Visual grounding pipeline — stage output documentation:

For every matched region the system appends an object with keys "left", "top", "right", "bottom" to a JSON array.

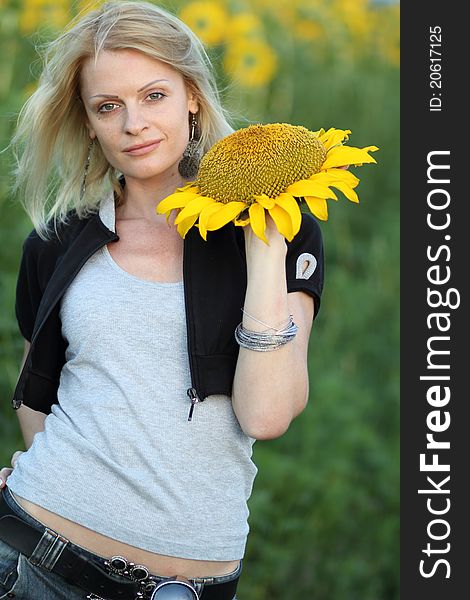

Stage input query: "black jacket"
[{"left": 12, "top": 209, "right": 324, "bottom": 414}]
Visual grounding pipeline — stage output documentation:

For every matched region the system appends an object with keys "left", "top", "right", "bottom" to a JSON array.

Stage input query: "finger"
[
  {"left": 0, "top": 468, "right": 14, "bottom": 487},
  {"left": 11, "top": 451, "right": 24, "bottom": 468}
]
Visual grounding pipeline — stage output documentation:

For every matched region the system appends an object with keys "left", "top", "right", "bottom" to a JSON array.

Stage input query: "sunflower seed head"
[{"left": 196, "top": 123, "right": 327, "bottom": 204}]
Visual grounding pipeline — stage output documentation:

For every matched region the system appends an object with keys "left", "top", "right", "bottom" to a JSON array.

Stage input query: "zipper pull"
[{"left": 187, "top": 387, "right": 201, "bottom": 421}]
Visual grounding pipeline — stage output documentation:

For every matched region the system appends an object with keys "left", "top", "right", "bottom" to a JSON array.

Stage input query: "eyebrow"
[
  {"left": 137, "top": 79, "right": 170, "bottom": 92},
  {"left": 88, "top": 79, "right": 170, "bottom": 99}
]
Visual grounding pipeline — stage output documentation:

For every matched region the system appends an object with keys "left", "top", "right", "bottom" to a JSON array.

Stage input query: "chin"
[{"left": 122, "top": 161, "right": 178, "bottom": 181}]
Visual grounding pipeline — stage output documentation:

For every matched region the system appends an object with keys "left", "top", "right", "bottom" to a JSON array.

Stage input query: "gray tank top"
[{"left": 9, "top": 192, "right": 257, "bottom": 561}]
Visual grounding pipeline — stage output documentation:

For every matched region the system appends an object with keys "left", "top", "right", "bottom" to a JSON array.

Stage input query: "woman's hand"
[
  {"left": 243, "top": 213, "right": 287, "bottom": 262},
  {"left": 0, "top": 451, "right": 23, "bottom": 488}
]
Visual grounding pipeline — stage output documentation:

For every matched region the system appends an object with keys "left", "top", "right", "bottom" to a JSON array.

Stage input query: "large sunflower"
[{"left": 157, "top": 124, "right": 378, "bottom": 243}]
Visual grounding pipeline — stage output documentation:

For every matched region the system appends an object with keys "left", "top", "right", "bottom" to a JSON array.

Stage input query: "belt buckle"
[
  {"left": 105, "top": 555, "right": 150, "bottom": 582},
  {"left": 150, "top": 579, "right": 200, "bottom": 599},
  {"left": 103, "top": 555, "right": 201, "bottom": 600},
  {"left": 104, "top": 555, "right": 154, "bottom": 599}
]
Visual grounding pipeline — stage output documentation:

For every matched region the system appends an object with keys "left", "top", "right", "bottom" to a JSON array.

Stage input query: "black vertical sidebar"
[{"left": 401, "top": 2, "right": 468, "bottom": 599}]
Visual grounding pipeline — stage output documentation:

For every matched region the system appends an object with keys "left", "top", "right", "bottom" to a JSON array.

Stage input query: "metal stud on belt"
[
  {"left": 105, "top": 555, "right": 150, "bottom": 582},
  {"left": 103, "top": 556, "right": 200, "bottom": 600}
]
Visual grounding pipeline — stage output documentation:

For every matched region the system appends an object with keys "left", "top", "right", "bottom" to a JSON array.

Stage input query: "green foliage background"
[{"left": 0, "top": 1, "right": 399, "bottom": 599}]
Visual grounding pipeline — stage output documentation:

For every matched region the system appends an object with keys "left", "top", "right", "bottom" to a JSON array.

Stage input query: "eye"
[
  {"left": 147, "top": 92, "right": 165, "bottom": 101},
  {"left": 98, "top": 103, "right": 119, "bottom": 113}
]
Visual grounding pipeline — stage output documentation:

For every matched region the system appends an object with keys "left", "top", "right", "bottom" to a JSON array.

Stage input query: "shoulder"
[
  {"left": 286, "top": 211, "right": 323, "bottom": 254},
  {"left": 21, "top": 210, "right": 96, "bottom": 261},
  {"left": 285, "top": 211, "right": 325, "bottom": 315}
]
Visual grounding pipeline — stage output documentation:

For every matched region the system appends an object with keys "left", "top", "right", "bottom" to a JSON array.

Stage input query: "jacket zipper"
[
  {"left": 187, "top": 387, "right": 201, "bottom": 421},
  {"left": 183, "top": 234, "right": 203, "bottom": 421}
]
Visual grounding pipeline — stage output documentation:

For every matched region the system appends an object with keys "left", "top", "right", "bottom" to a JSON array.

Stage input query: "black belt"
[{"left": 0, "top": 491, "right": 239, "bottom": 600}]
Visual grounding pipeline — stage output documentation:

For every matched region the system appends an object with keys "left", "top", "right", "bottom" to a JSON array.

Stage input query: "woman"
[{"left": 0, "top": 2, "right": 324, "bottom": 599}]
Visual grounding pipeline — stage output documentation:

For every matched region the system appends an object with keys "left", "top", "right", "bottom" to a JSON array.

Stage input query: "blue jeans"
[{"left": 0, "top": 487, "right": 239, "bottom": 599}]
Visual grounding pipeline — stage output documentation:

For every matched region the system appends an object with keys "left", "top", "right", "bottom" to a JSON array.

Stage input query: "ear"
[
  {"left": 187, "top": 88, "right": 199, "bottom": 115},
  {"left": 82, "top": 114, "right": 96, "bottom": 140},
  {"left": 86, "top": 124, "right": 97, "bottom": 140},
  {"left": 80, "top": 97, "right": 97, "bottom": 140}
]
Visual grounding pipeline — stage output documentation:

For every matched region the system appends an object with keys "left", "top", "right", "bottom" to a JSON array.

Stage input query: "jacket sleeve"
[
  {"left": 15, "top": 230, "right": 44, "bottom": 342},
  {"left": 285, "top": 212, "right": 325, "bottom": 320}
]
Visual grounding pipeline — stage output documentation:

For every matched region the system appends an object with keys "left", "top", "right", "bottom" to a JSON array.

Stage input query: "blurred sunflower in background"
[
  {"left": 223, "top": 39, "right": 277, "bottom": 88},
  {"left": 179, "top": 0, "right": 227, "bottom": 45},
  {"left": 225, "top": 13, "right": 264, "bottom": 42},
  {"left": 178, "top": 0, "right": 279, "bottom": 87},
  {"left": 156, "top": 124, "right": 378, "bottom": 243},
  {"left": 19, "top": 0, "right": 70, "bottom": 34}
]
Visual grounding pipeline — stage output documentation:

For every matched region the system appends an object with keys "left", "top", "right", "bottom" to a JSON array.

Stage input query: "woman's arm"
[
  {"left": 16, "top": 340, "right": 47, "bottom": 448},
  {"left": 232, "top": 217, "right": 314, "bottom": 440},
  {"left": 17, "top": 404, "right": 47, "bottom": 450},
  {"left": 0, "top": 340, "right": 47, "bottom": 487}
]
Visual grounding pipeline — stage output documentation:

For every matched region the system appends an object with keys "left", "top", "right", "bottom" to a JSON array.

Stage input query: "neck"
[{"left": 119, "top": 170, "right": 190, "bottom": 223}]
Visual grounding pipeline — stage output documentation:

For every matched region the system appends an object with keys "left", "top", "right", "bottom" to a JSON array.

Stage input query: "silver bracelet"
[
  {"left": 241, "top": 307, "right": 292, "bottom": 332},
  {"left": 234, "top": 315, "right": 298, "bottom": 352}
]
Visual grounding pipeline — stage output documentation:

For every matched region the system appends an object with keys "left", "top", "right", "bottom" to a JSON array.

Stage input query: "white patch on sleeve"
[{"left": 296, "top": 252, "right": 317, "bottom": 280}]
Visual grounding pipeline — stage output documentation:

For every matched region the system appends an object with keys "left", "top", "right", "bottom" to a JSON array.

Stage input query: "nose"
[{"left": 123, "top": 104, "right": 149, "bottom": 136}]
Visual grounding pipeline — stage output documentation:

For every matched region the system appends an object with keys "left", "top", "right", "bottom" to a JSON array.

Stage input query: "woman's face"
[{"left": 80, "top": 49, "right": 198, "bottom": 186}]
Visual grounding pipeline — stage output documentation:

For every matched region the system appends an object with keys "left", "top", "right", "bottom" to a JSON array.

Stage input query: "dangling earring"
[
  {"left": 80, "top": 139, "right": 94, "bottom": 200},
  {"left": 178, "top": 113, "right": 201, "bottom": 179}
]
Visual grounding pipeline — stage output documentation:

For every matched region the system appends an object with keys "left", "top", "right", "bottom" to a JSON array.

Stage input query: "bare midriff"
[{"left": 12, "top": 493, "right": 240, "bottom": 578}]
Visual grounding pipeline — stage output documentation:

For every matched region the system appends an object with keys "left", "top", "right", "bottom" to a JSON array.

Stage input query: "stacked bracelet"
[
  {"left": 240, "top": 307, "right": 292, "bottom": 332},
  {"left": 234, "top": 314, "right": 298, "bottom": 352}
]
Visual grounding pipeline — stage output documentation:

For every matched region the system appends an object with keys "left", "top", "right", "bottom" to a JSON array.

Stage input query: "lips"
[{"left": 123, "top": 140, "right": 162, "bottom": 155}]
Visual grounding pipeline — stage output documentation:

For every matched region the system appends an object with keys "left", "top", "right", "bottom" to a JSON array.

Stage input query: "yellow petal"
[
  {"left": 234, "top": 216, "right": 250, "bottom": 227},
  {"left": 322, "top": 145, "right": 378, "bottom": 170},
  {"left": 253, "top": 193, "right": 276, "bottom": 209},
  {"left": 268, "top": 205, "right": 294, "bottom": 241},
  {"left": 156, "top": 189, "right": 199, "bottom": 215},
  {"left": 319, "top": 128, "right": 351, "bottom": 151},
  {"left": 317, "top": 127, "right": 334, "bottom": 142},
  {"left": 248, "top": 203, "right": 268, "bottom": 244},
  {"left": 364, "top": 145, "right": 379, "bottom": 153},
  {"left": 304, "top": 196, "right": 329, "bottom": 221},
  {"left": 177, "top": 213, "right": 199, "bottom": 238},
  {"left": 274, "top": 193, "right": 302, "bottom": 236},
  {"left": 174, "top": 196, "right": 216, "bottom": 224},
  {"left": 286, "top": 179, "right": 338, "bottom": 200},
  {"left": 198, "top": 203, "right": 225, "bottom": 240},
  {"left": 177, "top": 182, "right": 199, "bottom": 192},
  {"left": 204, "top": 201, "right": 248, "bottom": 231},
  {"left": 329, "top": 181, "right": 359, "bottom": 203},
  {"left": 320, "top": 168, "right": 360, "bottom": 187}
]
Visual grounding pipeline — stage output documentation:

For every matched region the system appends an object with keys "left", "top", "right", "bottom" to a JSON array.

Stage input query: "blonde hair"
[{"left": 11, "top": 0, "right": 233, "bottom": 240}]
